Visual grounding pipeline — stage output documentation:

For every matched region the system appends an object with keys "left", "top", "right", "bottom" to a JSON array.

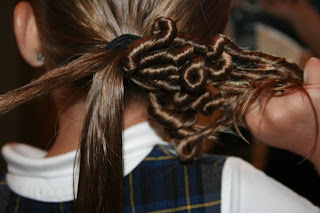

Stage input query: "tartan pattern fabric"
[
  {"left": 124, "top": 145, "right": 225, "bottom": 213},
  {"left": 0, "top": 174, "right": 10, "bottom": 213},
  {"left": 1, "top": 145, "right": 226, "bottom": 213}
]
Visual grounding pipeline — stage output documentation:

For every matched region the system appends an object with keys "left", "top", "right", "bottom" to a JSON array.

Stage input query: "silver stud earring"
[{"left": 37, "top": 53, "right": 45, "bottom": 62}]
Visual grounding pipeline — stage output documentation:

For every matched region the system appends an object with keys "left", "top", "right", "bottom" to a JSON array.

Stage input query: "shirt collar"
[{"left": 1, "top": 121, "right": 167, "bottom": 202}]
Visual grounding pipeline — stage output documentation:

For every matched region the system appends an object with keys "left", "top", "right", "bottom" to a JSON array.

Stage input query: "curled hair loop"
[
  {"left": 177, "top": 127, "right": 215, "bottom": 160},
  {"left": 207, "top": 34, "right": 227, "bottom": 60},
  {"left": 136, "top": 64, "right": 179, "bottom": 80},
  {"left": 202, "top": 93, "right": 224, "bottom": 115},
  {"left": 166, "top": 127, "right": 197, "bottom": 140},
  {"left": 205, "top": 57, "right": 233, "bottom": 85},
  {"left": 191, "top": 91, "right": 212, "bottom": 112},
  {"left": 124, "top": 18, "right": 178, "bottom": 75},
  {"left": 177, "top": 140, "right": 202, "bottom": 161},
  {"left": 180, "top": 58, "right": 208, "bottom": 91},
  {"left": 171, "top": 92, "right": 195, "bottom": 108},
  {"left": 151, "top": 17, "right": 178, "bottom": 48},
  {"left": 152, "top": 80, "right": 181, "bottom": 91}
]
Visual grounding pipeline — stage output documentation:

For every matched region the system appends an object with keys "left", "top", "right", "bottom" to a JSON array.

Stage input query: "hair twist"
[{"left": 123, "top": 17, "right": 304, "bottom": 160}]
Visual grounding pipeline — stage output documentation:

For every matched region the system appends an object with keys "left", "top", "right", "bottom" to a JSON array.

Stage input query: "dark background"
[{"left": 0, "top": 1, "right": 56, "bottom": 174}]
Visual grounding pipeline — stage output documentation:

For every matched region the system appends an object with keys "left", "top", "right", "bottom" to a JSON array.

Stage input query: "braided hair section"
[{"left": 123, "top": 17, "right": 304, "bottom": 160}]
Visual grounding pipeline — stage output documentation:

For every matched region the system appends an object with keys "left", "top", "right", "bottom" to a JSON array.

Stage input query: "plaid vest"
[{"left": 0, "top": 145, "right": 226, "bottom": 213}]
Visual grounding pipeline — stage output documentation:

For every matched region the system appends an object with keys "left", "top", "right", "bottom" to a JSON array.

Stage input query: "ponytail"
[{"left": 77, "top": 50, "right": 125, "bottom": 212}]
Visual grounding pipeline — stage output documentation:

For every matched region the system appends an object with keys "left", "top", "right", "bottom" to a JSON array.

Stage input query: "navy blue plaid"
[
  {"left": 124, "top": 145, "right": 225, "bottom": 213},
  {"left": 1, "top": 145, "right": 226, "bottom": 213}
]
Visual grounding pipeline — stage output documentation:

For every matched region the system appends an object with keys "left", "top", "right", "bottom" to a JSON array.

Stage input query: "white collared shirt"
[{"left": 2, "top": 122, "right": 319, "bottom": 212}]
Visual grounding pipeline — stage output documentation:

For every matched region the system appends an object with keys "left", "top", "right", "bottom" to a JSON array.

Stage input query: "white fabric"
[
  {"left": 2, "top": 122, "right": 166, "bottom": 202},
  {"left": 221, "top": 157, "right": 320, "bottom": 213},
  {"left": 2, "top": 121, "right": 320, "bottom": 212}
]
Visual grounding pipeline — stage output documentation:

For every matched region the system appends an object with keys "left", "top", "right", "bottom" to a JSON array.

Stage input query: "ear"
[{"left": 14, "top": 1, "right": 44, "bottom": 67}]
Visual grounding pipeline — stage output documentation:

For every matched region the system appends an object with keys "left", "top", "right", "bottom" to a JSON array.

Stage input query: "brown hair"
[
  {"left": 123, "top": 18, "right": 304, "bottom": 160},
  {"left": 0, "top": 0, "right": 306, "bottom": 213}
]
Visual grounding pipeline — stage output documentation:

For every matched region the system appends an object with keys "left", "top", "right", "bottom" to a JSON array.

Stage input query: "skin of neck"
[{"left": 46, "top": 88, "right": 149, "bottom": 157}]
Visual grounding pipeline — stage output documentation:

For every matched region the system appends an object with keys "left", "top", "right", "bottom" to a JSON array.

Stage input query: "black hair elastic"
[{"left": 105, "top": 34, "right": 141, "bottom": 50}]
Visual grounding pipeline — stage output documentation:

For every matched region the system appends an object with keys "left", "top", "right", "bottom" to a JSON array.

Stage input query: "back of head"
[
  {"left": 2, "top": 1, "right": 304, "bottom": 213},
  {"left": 30, "top": 0, "right": 231, "bottom": 67}
]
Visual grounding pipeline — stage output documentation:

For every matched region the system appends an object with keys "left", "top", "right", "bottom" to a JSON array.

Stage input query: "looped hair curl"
[{"left": 123, "top": 17, "right": 304, "bottom": 160}]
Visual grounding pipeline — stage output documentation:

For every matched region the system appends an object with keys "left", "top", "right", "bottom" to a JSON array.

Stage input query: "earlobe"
[{"left": 14, "top": 2, "right": 44, "bottom": 67}]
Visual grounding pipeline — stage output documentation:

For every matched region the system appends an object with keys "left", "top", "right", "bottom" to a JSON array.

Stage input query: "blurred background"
[{"left": 0, "top": 0, "right": 319, "bottom": 207}]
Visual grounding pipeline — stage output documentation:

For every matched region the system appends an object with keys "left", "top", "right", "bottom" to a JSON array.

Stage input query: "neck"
[
  {"left": 46, "top": 89, "right": 85, "bottom": 157},
  {"left": 46, "top": 88, "right": 148, "bottom": 157}
]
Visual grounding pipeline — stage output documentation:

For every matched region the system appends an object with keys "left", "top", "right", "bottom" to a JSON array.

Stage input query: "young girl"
[{"left": 0, "top": 0, "right": 319, "bottom": 212}]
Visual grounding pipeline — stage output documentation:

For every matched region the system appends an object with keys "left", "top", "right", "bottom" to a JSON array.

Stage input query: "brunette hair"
[{"left": 0, "top": 0, "right": 306, "bottom": 213}]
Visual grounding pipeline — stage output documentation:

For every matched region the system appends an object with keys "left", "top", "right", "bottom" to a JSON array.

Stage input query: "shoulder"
[{"left": 221, "top": 157, "right": 320, "bottom": 213}]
